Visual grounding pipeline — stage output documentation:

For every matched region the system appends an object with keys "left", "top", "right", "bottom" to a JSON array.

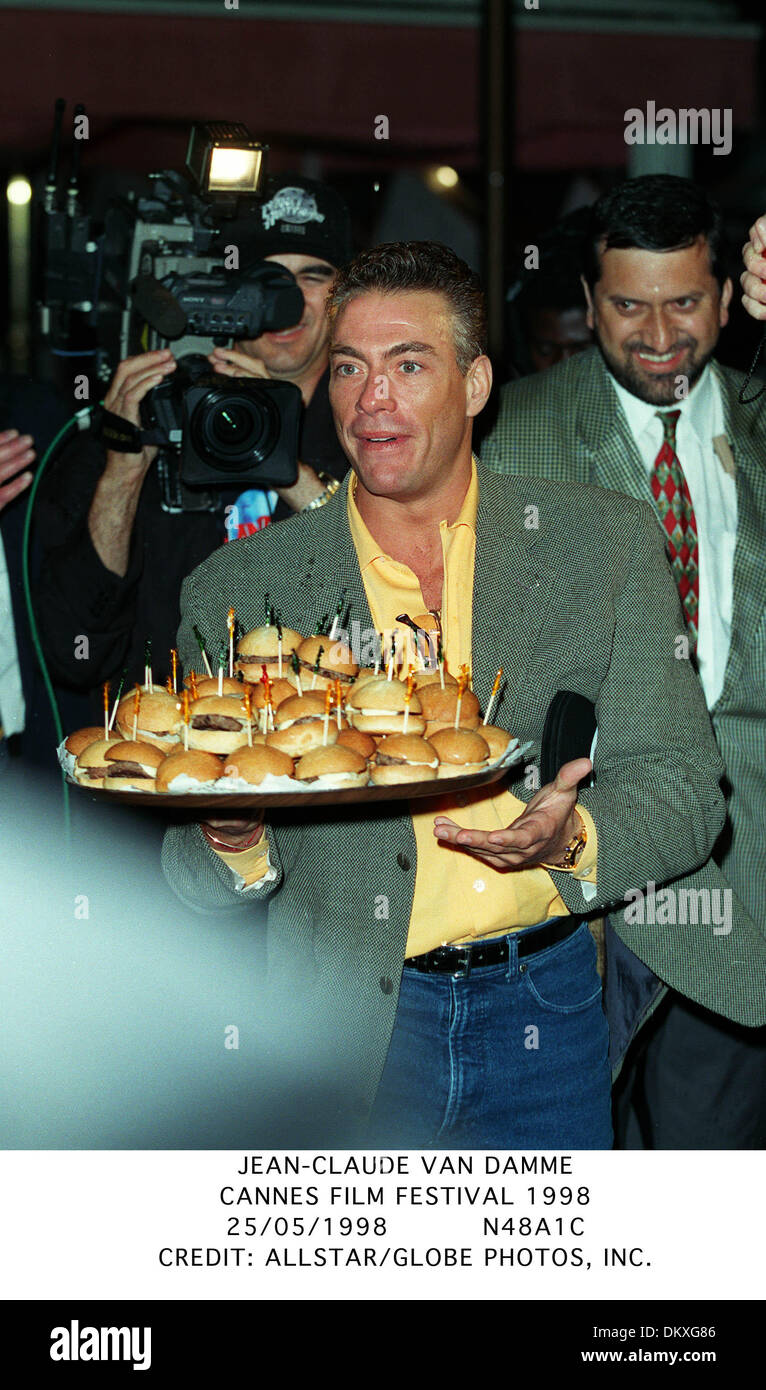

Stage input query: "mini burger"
[
  {"left": 265, "top": 692, "right": 342, "bottom": 757},
  {"left": 480, "top": 725, "right": 515, "bottom": 762},
  {"left": 419, "top": 683, "right": 480, "bottom": 737},
  {"left": 187, "top": 694, "right": 249, "bottom": 755},
  {"left": 190, "top": 676, "right": 246, "bottom": 698},
  {"left": 347, "top": 675, "right": 425, "bottom": 736},
  {"left": 235, "top": 623, "right": 303, "bottom": 684},
  {"left": 73, "top": 737, "right": 124, "bottom": 785},
  {"left": 115, "top": 688, "right": 182, "bottom": 752},
  {"left": 248, "top": 677, "right": 295, "bottom": 728},
  {"left": 155, "top": 749, "right": 223, "bottom": 793},
  {"left": 430, "top": 728, "right": 491, "bottom": 779},
  {"left": 221, "top": 744, "right": 295, "bottom": 786},
  {"left": 102, "top": 740, "right": 165, "bottom": 792},
  {"left": 65, "top": 726, "right": 116, "bottom": 759},
  {"left": 412, "top": 668, "right": 457, "bottom": 691},
  {"left": 294, "top": 744, "right": 368, "bottom": 790},
  {"left": 336, "top": 728, "right": 377, "bottom": 760},
  {"left": 294, "top": 634, "right": 358, "bottom": 692},
  {"left": 370, "top": 734, "right": 439, "bottom": 785}
]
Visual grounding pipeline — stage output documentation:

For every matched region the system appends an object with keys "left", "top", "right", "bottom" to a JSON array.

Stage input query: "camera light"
[
  {"left": 432, "top": 165, "right": 459, "bottom": 191},
  {"left": 7, "top": 177, "right": 32, "bottom": 206},
  {"left": 207, "top": 146, "right": 262, "bottom": 193},
  {"left": 185, "top": 122, "right": 266, "bottom": 198}
]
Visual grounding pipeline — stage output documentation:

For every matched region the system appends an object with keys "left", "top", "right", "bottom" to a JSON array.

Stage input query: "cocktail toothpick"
[
  {"left": 403, "top": 666, "right": 415, "bottom": 734},
  {"left": 291, "top": 650, "right": 303, "bottom": 697},
  {"left": 144, "top": 639, "right": 153, "bottom": 694},
  {"left": 311, "top": 645, "right": 324, "bottom": 690},
  {"left": 329, "top": 588, "right": 347, "bottom": 641},
  {"left": 181, "top": 689, "right": 190, "bottom": 750},
  {"left": 243, "top": 687, "right": 253, "bottom": 747},
  {"left": 227, "top": 608, "right": 236, "bottom": 678},
  {"left": 322, "top": 685, "right": 333, "bottom": 746},
  {"left": 193, "top": 625, "right": 213, "bottom": 678},
  {"left": 335, "top": 677, "right": 343, "bottom": 730},
  {"left": 102, "top": 681, "right": 110, "bottom": 740},
  {"left": 170, "top": 648, "right": 178, "bottom": 695},
  {"left": 454, "top": 665, "right": 470, "bottom": 730},
  {"left": 217, "top": 642, "right": 226, "bottom": 697},
  {"left": 109, "top": 668, "right": 127, "bottom": 731},
  {"left": 483, "top": 668, "right": 504, "bottom": 726},
  {"left": 276, "top": 611, "right": 283, "bottom": 677},
  {"left": 132, "top": 683, "right": 141, "bottom": 741}
]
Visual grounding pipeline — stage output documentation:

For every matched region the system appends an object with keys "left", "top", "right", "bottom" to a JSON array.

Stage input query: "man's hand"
[
  {"left": 208, "top": 345, "right": 270, "bottom": 381},
  {"left": 0, "top": 431, "right": 35, "bottom": 513},
  {"left": 433, "top": 758, "right": 592, "bottom": 870},
  {"left": 201, "top": 815, "right": 265, "bottom": 851},
  {"left": 88, "top": 350, "right": 177, "bottom": 576},
  {"left": 741, "top": 216, "right": 766, "bottom": 320},
  {"left": 103, "top": 348, "right": 177, "bottom": 476}
]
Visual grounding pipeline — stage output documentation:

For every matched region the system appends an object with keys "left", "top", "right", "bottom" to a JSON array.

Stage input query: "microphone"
[{"left": 130, "top": 274, "right": 187, "bottom": 340}]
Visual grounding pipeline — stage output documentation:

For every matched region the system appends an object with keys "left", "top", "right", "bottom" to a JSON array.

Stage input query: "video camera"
[{"left": 39, "top": 108, "right": 304, "bottom": 511}]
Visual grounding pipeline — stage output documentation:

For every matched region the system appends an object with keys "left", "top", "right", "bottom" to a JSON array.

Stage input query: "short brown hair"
[{"left": 326, "top": 240, "right": 486, "bottom": 374}]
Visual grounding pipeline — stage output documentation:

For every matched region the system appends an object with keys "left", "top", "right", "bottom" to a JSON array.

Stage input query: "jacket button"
[
  {"left": 397, "top": 852, "right": 411, "bottom": 871},
  {"left": 380, "top": 976, "right": 394, "bottom": 994}
]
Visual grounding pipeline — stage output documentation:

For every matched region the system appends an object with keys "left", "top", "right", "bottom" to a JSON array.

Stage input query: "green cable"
[{"left": 20, "top": 406, "right": 95, "bottom": 839}]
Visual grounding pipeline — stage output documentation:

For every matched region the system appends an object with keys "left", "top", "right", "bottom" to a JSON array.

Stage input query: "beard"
[{"left": 594, "top": 331, "right": 716, "bottom": 406}]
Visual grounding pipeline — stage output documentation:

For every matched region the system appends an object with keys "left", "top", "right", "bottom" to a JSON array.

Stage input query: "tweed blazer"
[
  {"left": 481, "top": 347, "right": 766, "bottom": 943},
  {"left": 162, "top": 464, "right": 766, "bottom": 1110}
]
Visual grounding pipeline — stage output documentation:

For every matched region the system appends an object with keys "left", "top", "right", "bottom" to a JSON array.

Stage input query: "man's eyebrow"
[
  {"left": 298, "top": 264, "right": 336, "bottom": 277},
  {"left": 606, "top": 291, "right": 703, "bottom": 305},
  {"left": 329, "top": 341, "right": 437, "bottom": 359},
  {"left": 383, "top": 340, "right": 436, "bottom": 359}
]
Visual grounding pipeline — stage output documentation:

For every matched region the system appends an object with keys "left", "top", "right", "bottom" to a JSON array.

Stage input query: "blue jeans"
[{"left": 367, "top": 921, "right": 612, "bottom": 1149}]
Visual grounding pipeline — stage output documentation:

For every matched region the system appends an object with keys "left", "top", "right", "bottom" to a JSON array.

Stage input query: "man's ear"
[
  {"left": 581, "top": 275, "right": 596, "bottom": 331},
  {"left": 465, "top": 354, "right": 493, "bottom": 418},
  {"left": 719, "top": 275, "right": 733, "bottom": 329}
]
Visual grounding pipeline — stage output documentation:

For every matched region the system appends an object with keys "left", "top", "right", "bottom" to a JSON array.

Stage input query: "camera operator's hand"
[
  {"left": 89, "top": 350, "right": 176, "bottom": 577},
  {"left": 0, "top": 431, "right": 35, "bottom": 513},
  {"left": 741, "top": 215, "right": 766, "bottom": 320},
  {"left": 208, "top": 346, "right": 329, "bottom": 512},
  {"left": 208, "top": 345, "right": 270, "bottom": 381}
]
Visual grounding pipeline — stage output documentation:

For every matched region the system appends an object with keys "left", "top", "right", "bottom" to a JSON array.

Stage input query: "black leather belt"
[{"left": 404, "top": 916, "right": 582, "bottom": 977}]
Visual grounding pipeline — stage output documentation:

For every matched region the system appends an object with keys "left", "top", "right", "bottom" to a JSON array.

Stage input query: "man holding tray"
[{"left": 162, "top": 241, "right": 766, "bottom": 1148}]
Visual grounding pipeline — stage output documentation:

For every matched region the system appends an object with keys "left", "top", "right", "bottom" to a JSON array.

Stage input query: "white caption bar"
[{"left": 0, "top": 1150, "right": 760, "bottom": 1301}]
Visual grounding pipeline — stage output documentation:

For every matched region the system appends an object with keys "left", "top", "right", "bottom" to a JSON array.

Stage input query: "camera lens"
[
  {"left": 211, "top": 402, "right": 252, "bottom": 446},
  {"left": 189, "top": 384, "right": 280, "bottom": 473}
]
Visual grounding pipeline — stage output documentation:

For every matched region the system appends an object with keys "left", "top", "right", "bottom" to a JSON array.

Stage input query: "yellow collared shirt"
[{"left": 347, "top": 460, "right": 597, "bottom": 956}]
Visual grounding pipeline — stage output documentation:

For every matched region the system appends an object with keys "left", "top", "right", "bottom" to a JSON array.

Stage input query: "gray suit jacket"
[
  {"left": 481, "top": 347, "right": 766, "bottom": 947},
  {"left": 162, "top": 464, "right": 766, "bottom": 1112}
]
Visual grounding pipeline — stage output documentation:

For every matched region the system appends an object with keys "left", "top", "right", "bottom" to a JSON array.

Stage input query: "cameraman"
[{"left": 35, "top": 175, "right": 352, "bottom": 701}]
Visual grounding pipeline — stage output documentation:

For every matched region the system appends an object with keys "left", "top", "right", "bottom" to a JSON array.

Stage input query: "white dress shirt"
[
  {"left": 0, "top": 529, "right": 25, "bottom": 737},
  {"left": 611, "top": 366, "right": 738, "bottom": 709}
]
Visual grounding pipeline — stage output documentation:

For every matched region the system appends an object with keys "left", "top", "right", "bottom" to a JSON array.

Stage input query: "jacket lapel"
[
  {"left": 714, "top": 367, "right": 766, "bottom": 706},
  {"left": 575, "top": 352, "right": 653, "bottom": 502},
  {"left": 289, "top": 478, "right": 374, "bottom": 638},
  {"left": 473, "top": 467, "right": 557, "bottom": 729}
]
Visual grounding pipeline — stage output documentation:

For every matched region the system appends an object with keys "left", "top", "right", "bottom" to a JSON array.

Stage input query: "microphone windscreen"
[{"left": 130, "top": 274, "right": 187, "bottom": 340}]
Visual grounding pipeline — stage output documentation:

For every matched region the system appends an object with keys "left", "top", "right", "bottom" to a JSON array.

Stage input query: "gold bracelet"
[{"left": 303, "top": 472, "right": 341, "bottom": 511}]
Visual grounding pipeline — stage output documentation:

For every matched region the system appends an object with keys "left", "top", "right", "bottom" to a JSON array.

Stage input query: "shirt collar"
[
  {"left": 611, "top": 362, "right": 721, "bottom": 447},
  {"left": 347, "top": 456, "right": 479, "bottom": 573}
]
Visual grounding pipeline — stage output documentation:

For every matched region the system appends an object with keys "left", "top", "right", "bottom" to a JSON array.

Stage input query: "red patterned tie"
[{"left": 650, "top": 409, "right": 699, "bottom": 653}]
